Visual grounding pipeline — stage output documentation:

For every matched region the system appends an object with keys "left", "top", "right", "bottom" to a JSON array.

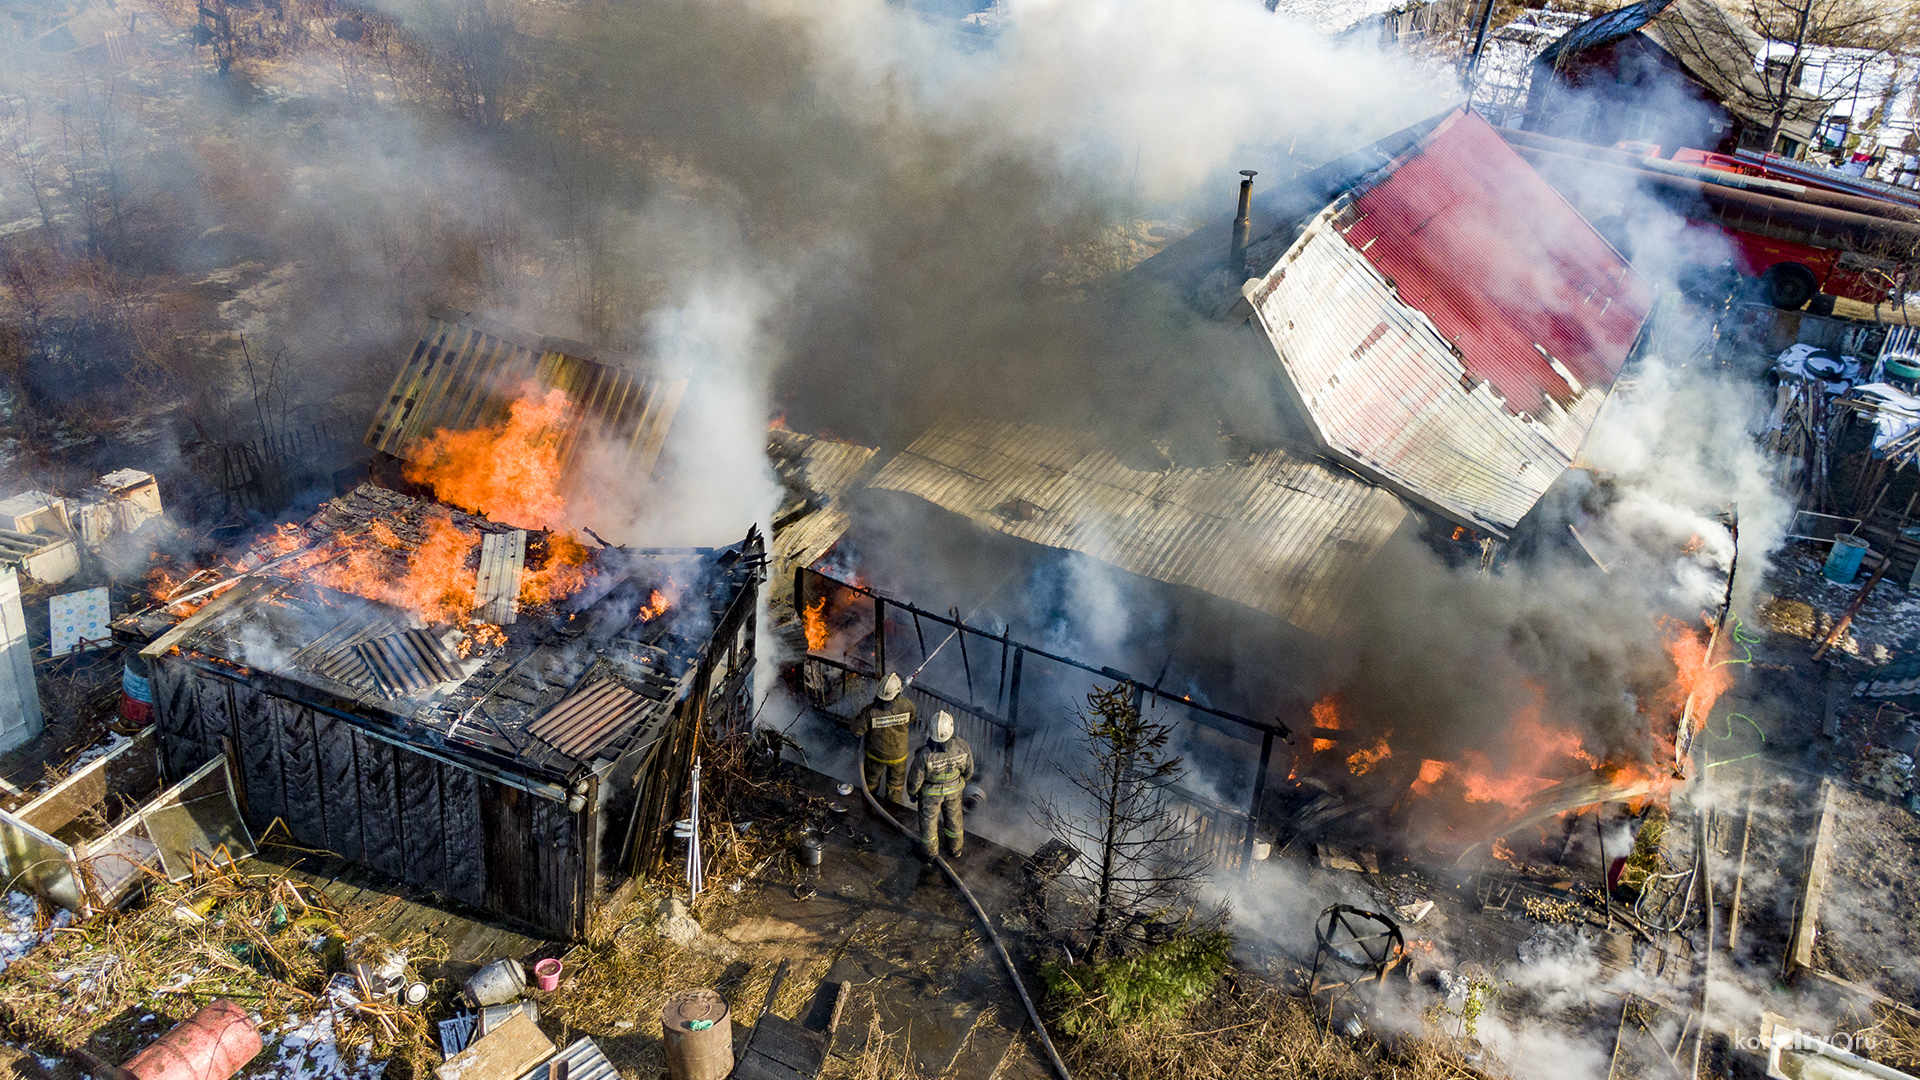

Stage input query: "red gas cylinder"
[{"left": 122, "top": 999, "right": 262, "bottom": 1080}]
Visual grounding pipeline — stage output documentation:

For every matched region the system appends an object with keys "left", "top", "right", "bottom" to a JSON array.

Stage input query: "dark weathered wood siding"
[{"left": 151, "top": 658, "right": 591, "bottom": 938}]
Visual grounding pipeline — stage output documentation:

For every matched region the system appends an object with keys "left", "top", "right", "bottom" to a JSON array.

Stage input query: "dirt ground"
[{"left": 1816, "top": 783, "right": 1920, "bottom": 1007}]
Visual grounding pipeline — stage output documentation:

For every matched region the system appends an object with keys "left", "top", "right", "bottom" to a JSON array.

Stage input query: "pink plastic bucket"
[{"left": 533, "top": 958, "right": 563, "bottom": 992}]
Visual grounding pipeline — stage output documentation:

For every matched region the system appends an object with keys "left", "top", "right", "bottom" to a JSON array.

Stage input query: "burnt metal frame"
[
  {"left": 1308, "top": 904, "right": 1408, "bottom": 998},
  {"left": 626, "top": 531, "right": 766, "bottom": 880},
  {"left": 795, "top": 565, "right": 1291, "bottom": 868}
]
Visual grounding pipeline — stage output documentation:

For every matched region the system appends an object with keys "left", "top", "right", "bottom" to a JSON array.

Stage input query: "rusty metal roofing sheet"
[
  {"left": 353, "top": 629, "right": 464, "bottom": 698},
  {"left": 364, "top": 305, "right": 688, "bottom": 482},
  {"left": 868, "top": 420, "right": 1406, "bottom": 635},
  {"left": 527, "top": 678, "right": 653, "bottom": 761},
  {"left": 769, "top": 435, "right": 880, "bottom": 598},
  {"left": 1246, "top": 108, "right": 1653, "bottom": 536}
]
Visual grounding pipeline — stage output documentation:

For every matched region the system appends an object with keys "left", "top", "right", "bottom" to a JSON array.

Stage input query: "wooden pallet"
[{"left": 733, "top": 960, "right": 848, "bottom": 1080}]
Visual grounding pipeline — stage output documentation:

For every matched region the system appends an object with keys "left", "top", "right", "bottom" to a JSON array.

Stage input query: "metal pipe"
[
  {"left": 1513, "top": 143, "right": 1920, "bottom": 255},
  {"left": 1463, "top": 0, "right": 1497, "bottom": 99},
  {"left": 1229, "top": 170, "right": 1257, "bottom": 280},
  {"left": 1241, "top": 731, "right": 1275, "bottom": 874},
  {"left": 1502, "top": 127, "right": 1920, "bottom": 224}
]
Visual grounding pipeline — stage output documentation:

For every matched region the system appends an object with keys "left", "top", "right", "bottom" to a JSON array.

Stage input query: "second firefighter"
[{"left": 907, "top": 710, "right": 974, "bottom": 860}]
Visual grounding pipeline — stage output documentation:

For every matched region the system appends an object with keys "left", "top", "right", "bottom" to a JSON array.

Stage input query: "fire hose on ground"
[{"left": 856, "top": 745, "right": 1075, "bottom": 1080}]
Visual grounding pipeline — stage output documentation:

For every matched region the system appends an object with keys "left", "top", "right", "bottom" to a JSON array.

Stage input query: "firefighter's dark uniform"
[
  {"left": 907, "top": 736, "right": 974, "bottom": 858},
  {"left": 851, "top": 694, "right": 917, "bottom": 804}
]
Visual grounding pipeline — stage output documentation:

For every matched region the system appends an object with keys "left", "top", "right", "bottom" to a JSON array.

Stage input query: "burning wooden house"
[{"left": 115, "top": 484, "right": 763, "bottom": 938}]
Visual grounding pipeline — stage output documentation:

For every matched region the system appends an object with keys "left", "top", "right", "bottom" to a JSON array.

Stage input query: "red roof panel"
[{"left": 1340, "top": 109, "right": 1654, "bottom": 416}]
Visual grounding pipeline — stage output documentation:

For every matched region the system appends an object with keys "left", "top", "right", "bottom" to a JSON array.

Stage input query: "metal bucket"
[
  {"left": 121, "top": 999, "right": 261, "bottom": 1080},
  {"left": 1825, "top": 534, "right": 1870, "bottom": 583},
  {"left": 662, "top": 989, "right": 733, "bottom": 1080},
  {"left": 465, "top": 958, "right": 527, "bottom": 1006},
  {"left": 799, "top": 833, "right": 823, "bottom": 867}
]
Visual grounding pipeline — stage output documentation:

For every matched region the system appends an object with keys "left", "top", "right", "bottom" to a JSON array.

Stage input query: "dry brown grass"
[
  {"left": 820, "top": 1013, "right": 924, "bottom": 1080},
  {"left": 0, "top": 857, "right": 446, "bottom": 1078},
  {"left": 541, "top": 878, "right": 836, "bottom": 1078},
  {"left": 1056, "top": 976, "right": 1490, "bottom": 1080},
  {"left": 1859, "top": 1005, "right": 1920, "bottom": 1071}
]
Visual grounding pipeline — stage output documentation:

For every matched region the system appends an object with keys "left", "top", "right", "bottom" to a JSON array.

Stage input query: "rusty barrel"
[
  {"left": 122, "top": 999, "right": 261, "bottom": 1080},
  {"left": 661, "top": 988, "right": 733, "bottom": 1080}
]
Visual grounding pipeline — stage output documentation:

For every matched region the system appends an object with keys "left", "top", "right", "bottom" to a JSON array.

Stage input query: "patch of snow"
[
  {"left": 70, "top": 732, "right": 131, "bottom": 771},
  {"left": 0, "top": 891, "right": 71, "bottom": 971},
  {"left": 259, "top": 975, "right": 386, "bottom": 1080},
  {"left": 1268, "top": 0, "right": 1406, "bottom": 36}
]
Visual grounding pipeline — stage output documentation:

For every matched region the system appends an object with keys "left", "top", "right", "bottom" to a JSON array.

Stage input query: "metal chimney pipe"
[{"left": 1229, "top": 170, "right": 1257, "bottom": 280}]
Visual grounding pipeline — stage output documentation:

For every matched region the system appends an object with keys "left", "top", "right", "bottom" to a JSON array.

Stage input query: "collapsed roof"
[
  {"left": 1141, "top": 107, "right": 1653, "bottom": 537},
  {"left": 365, "top": 304, "right": 688, "bottom": 482},
  {"left": 121, "top": 485, "right": 758, "bottom": 783}
]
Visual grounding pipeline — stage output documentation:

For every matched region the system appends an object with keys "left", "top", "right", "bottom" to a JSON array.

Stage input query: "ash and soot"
[{"left": 5, "top": 0, "right": 1919, "bottom": 1079}]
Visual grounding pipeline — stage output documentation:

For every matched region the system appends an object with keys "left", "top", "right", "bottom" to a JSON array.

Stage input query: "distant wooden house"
[{"left": 1524, "top": 0, "right": 1819, "bottom": 158}]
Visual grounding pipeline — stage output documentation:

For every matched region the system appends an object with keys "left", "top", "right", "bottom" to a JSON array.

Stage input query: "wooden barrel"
[{"left": 662, "top": 989, "right": 733, "bottom": 1080}]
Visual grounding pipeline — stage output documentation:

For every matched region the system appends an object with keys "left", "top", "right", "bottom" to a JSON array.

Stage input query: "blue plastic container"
[{"left": 1825, "top": 534, "right": 1869, "bottom": 583}]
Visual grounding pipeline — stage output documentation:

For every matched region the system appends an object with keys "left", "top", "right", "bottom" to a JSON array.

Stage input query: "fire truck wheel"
[{"left": 1760, "top": 263, "right": 1818, "bottom": 310}]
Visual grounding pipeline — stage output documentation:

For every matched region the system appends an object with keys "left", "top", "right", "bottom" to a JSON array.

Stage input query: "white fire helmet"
[
  {"left": 878, "top": 672, "right": 903, "bottom": 701},
  {"left": 933, "top": 711, "right": 955, "bottom": 743}
]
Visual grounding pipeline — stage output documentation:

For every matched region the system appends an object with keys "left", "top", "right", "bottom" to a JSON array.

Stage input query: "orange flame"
[
  {"left": 1311, "top": 738, "right": 1336, "bottom": 753},
  {"left": 803, "top": 596, "right": 828, "bottom": 652},
  {"left": 1311, "top": 696, "right": 1342, "bottom": 730},
  {"left": 639, "top": 590, "right": 671, "bottom": 621},
  {"left": 404, "top": 386, "right": 572, "bottom": 530},
  {"left": 1491, "top": 838, "right": 1516, "bottom": 863},
  {"left": 1662, "top": 617, "right": 1732, "bottom": 740},
  {"left": 1347, "top": 735, "right": 1392, "bottom": 776},
  {"left": 520, "top": 532, "right": 592, "bottom": 607},
  {"left": 459, "top": 623, "right": 506, "bottom": 657},
  {"left": 1410, "top": 759, "right": 1449, "bottom": 795},
  {"left": 1406, "top": 687, "right": 1599, "bottom": 809},
  {"left": 308, "top": 515, "right": 481, "bottom": 625}
]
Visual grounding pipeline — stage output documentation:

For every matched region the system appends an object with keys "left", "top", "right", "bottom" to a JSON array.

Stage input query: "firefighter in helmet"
[
  {"left": 851, "top": 672, "right": 916, "bottom": 805},
  {"left": 907, "top": 710, "right": 974, "bottom": 860}
]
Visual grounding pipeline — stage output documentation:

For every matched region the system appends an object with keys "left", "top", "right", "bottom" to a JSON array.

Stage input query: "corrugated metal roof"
[
  {"left": 868, "top": 419, "right": 1406, "bottom": 635},
  {"left": 794, "top": 438, "right": 879, "bottom": 499},
  {"left": 516, "top": 1038, "right": 616, "bottom": 1080},
  {"left": 1246, "top": 108, "right": 1653, "bottom": 535},
  {"left": 475, "top": 530, "right": 527, "bottom": 626},
  {"left": 527, "top": 678, "right": 652, "bottom": 761},
  {"left": 364, "top": 305, "right": 688, "bottom": 482},
  {"left": 354, "top": 629, "right": 464, "bottom": 698},
  {"left": 768, "top": 433, "right": 881, "bottom": 602}
]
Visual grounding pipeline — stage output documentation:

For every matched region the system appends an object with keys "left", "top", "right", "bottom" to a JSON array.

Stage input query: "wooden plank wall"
[{"left": 153, "top": 659, "right": 589, "bottom": 938}]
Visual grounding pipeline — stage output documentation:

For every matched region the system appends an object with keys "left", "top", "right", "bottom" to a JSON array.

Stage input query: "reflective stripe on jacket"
[{"left": 908, "top": 737, "right": 974, "bottom": 799}]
